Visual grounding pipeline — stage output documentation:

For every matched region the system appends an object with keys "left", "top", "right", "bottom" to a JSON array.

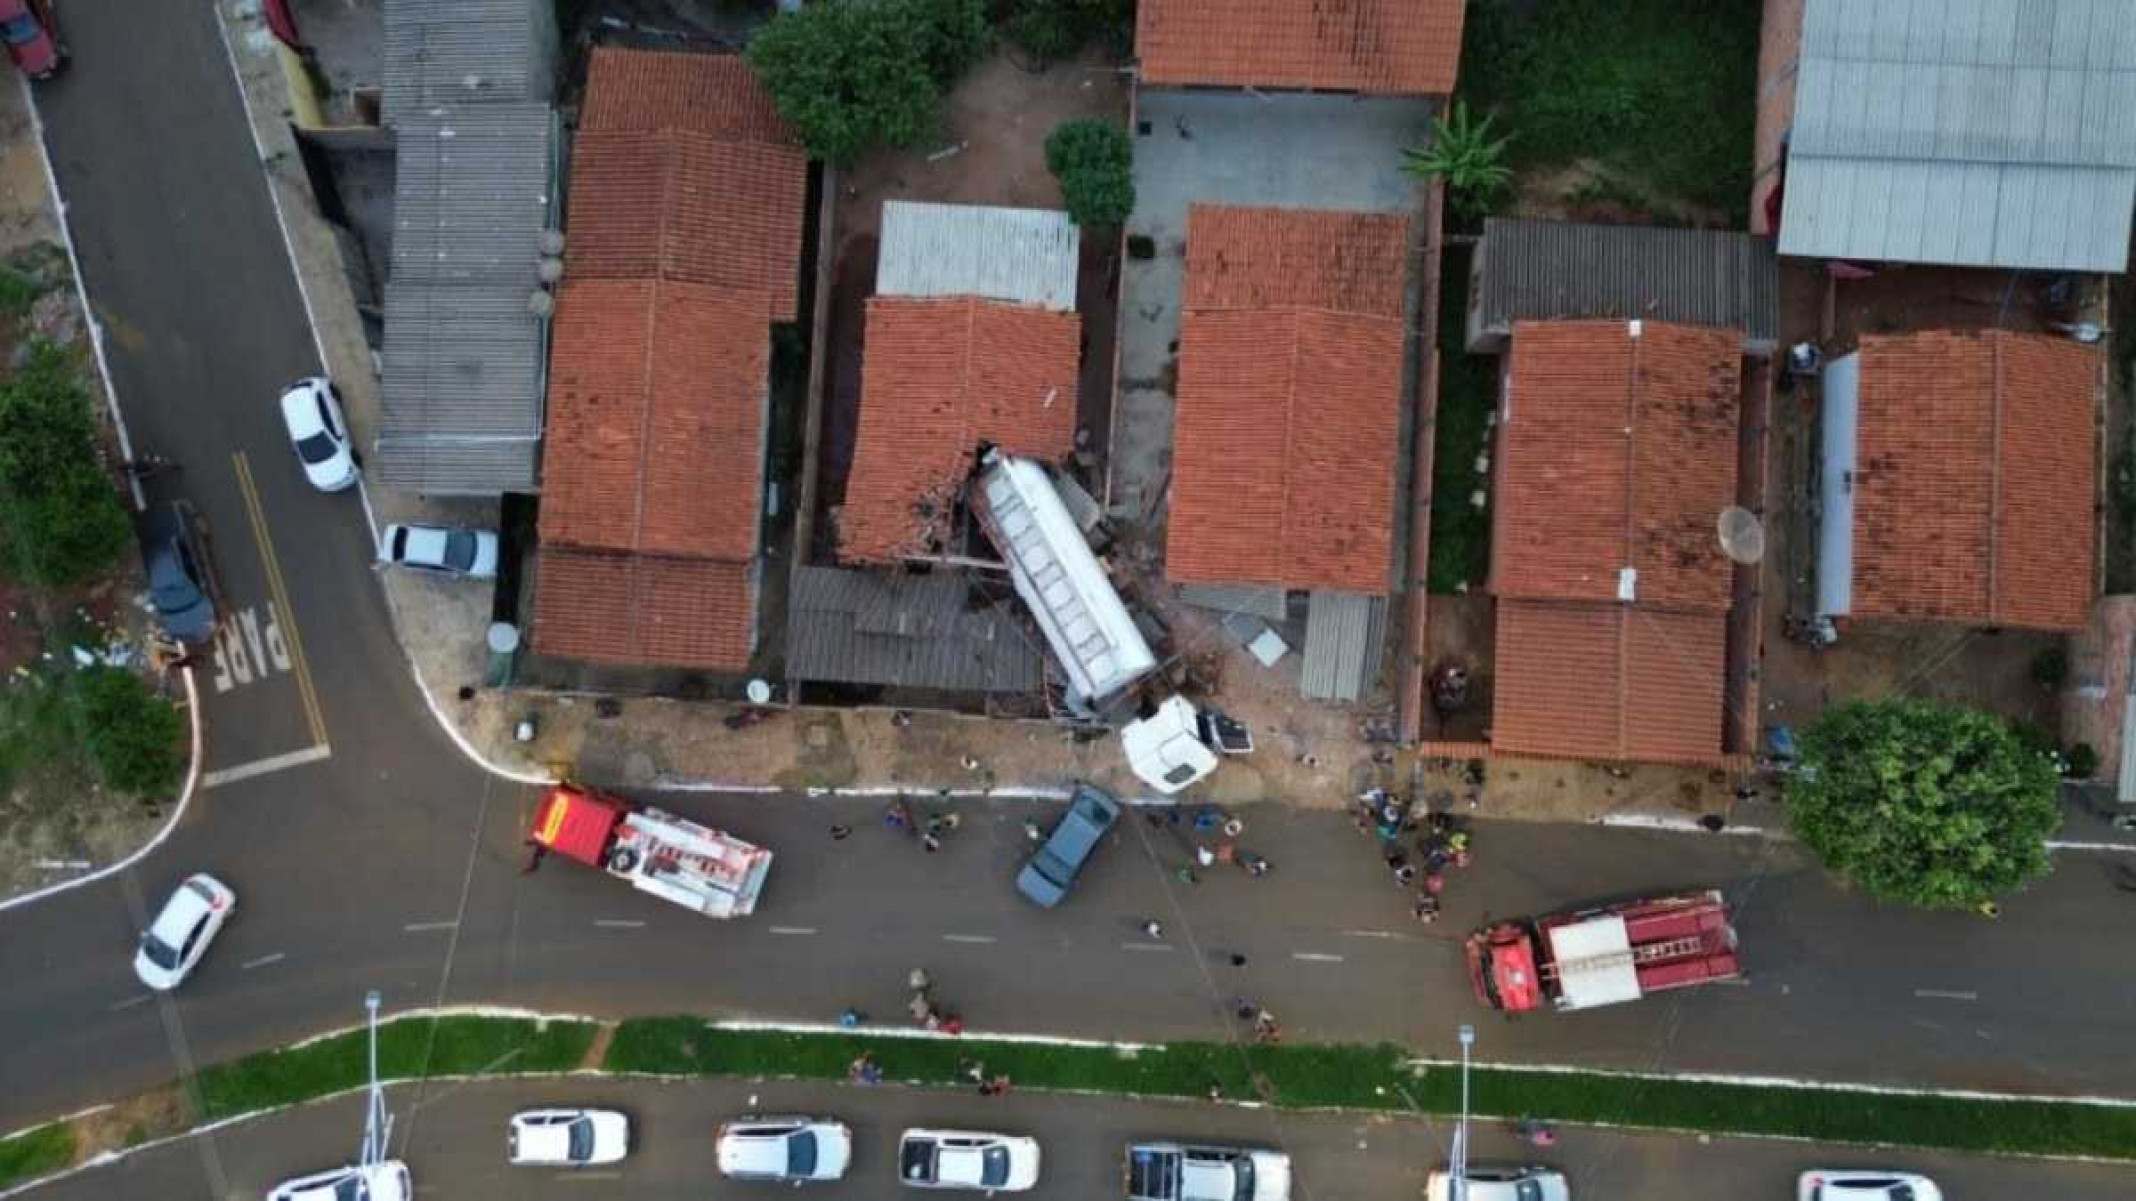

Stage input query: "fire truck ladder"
[{"left": 1544, "top": 935, "right": 1709, "bottom": 978}]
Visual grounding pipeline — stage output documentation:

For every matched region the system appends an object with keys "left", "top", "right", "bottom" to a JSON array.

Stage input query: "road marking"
[
  {"left": 941, "top": 933, "right": 996, "bottom": 944},
  {"left": 107, "top": 994, "right": 154, "bottom": 1012},
  {"left": 769, "top": 926, "right": 818, "bottom": 936},
  {"left": 232, "top": 451, "right": 328, "bottom": 744},
  {"left": 241, "top": 952, "right": 286, "bottom": 970},
  {"left": 200, "top": 743, "right": 332, "bottom": 789},
  {"left": 1914, "top": 989, "right": 1978, "bottom": 1002},
  {"left": 593, "top": 919, "right": 645, "bottom": 929},
  {"left": 1341, "top": 929, "right": 1403, "bottom": 940},
  {"left": 1292, "top": 952, "right": 1345, "bottom": 963},
  {"left": 1121, "top": 941, "right": 1174, "bottom": 953},
  {"left": 403, "top": 920, "right": 459, "bottom": 933}
]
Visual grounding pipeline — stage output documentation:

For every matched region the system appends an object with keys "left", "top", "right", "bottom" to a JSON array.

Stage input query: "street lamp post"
[
  {"left": 359, "top": 990, "right": 391, "bottom": 1170},
  {"left": 1451, "top": 1024, "right": 1475, "bottom": 1201}
]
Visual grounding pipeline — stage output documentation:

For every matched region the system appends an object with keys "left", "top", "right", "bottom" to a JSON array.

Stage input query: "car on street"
[
  {"left": 508, "top": 1107, "right": 630, "bottom": 1166},
  {"left": 133, "top": 873, "right": 235, "bottom": 991},
  {"left": 716, "top": 1115, "right": 853, "bottom": 1183},
  {"left": 266, "top": 1161, "right": 412, "bottom": 1201},
  {"left": 1014, "top": 783, "right": 1121, "bottom": 907},
  {"left": 1424, "top": 1165, "right": 1569, "bottom": 1201},
  {"left": 141, "top": 501, "right": 218, "bottom": 644},
  {"left": 278, "top": 376, "right": 359, "bottom": 492},
  {"left": 1798, "top": 1170, "right": 1942, "bottom": 1201},
  {"left": 379, "top": 523, "right": 499, "bottom": 579},
  {"left": 898, "top": 1129, "right": 1040, "bottom": 1192},
  {"left": 0, "top": 0, "right": 63, "bottom": 81},
  {"left": 1127, "top": 1141, "right": 1290, "bottom": 1201}
]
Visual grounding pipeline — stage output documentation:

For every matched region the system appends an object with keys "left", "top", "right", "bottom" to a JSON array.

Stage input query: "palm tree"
[{"left": 1402, "top": 101, "right": 1513, "bottom": 221}]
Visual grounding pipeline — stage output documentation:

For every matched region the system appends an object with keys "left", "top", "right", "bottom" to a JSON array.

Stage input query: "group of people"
[
  {"left": 1146, "top": 807, "right": 1271, "bottom": 884},
  {"left": 882, "top": 799, "right": 962, "bottom": 853},
  {"left": 1356, "top": 790, "right": 1473, "bottom": 924},
  {"left": 905, "top": 967, "right": 964, "bottom": 1033},
  {"left": 1231, "top": 998, "right": 1283, "bottom": 1044}
]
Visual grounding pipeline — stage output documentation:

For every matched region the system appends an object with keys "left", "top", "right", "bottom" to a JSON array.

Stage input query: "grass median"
[
  {"left": 606, "top": 1019, "right": 2136, "bottom": 1161},
  {"left": 0, "top": 1123, "right": 75, "bottom": 1190}
]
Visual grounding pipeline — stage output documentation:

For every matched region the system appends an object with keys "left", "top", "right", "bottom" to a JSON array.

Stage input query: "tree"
[
  {"left": 1401, "top": 100, "right": 1513, "bottom": 225},
  {"left": 746, "top": 0, "right": 990, "bottom": 166},
  {"left": 72, "top": 666, "right": 186, "bottom": 797},
  {"left": 1003, "top": 0, "right": 1134, "bottom": 65},
  {"left": 1044, "top": 118, "right": 1133, "bottom": 229},
  {"left": 0, "top": 340, "right": 131, "bottom": 589},
  {"left": 1784, "top": 699, "right": 2061, "bottom": 910}
]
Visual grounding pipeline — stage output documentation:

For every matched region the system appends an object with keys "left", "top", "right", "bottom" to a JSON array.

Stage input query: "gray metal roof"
[
  {"left": 786, "top": 567, "right": 1046, "bottom": 694},
  {"left": 382, "top": 0, "right": 558, "bottom": 126},
  {"left": 1473, "top": 219, "right": 1779, "bottom": 352},
  {"left": 1299, "top": 590, "right": 1388, "bottom": 702},
  {"left": 369, "top": 434, "right": 542, "bottom": 495},
  {"left": 1176, "top": 583, "right": 1289, "bottom": 622},
  {"left": 1779, "top": 0, "right": 2136, "bottom": 270},
  {"left": 876, "top": 201, "right": 1080, "bottom": 311},
  {"left": 391, "top": 107, "right": 557, "bottom": 287}
]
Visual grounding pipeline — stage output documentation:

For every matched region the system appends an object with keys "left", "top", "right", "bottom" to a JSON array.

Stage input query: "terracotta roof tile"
[
  {"left": 840, "top": 297, "right": 1082, "bottom": 564},
  {"left": 1491, "top": 320, "right": 1742, "bottom": 609},
  {"left": 580, "top": 47, "right": 796, "bottom": 143},
  {"left": 1168, "top": 308, "right": 1402, "bottom": 593},
  {"left": 539, "top": 278, "right": 767, "bottom": 560},
  {"left": 1136, "top": 0, "right": 1465, "bottom": 95},
  {"left": 1492, "top": 600, "right": 1727, "bottom": 764},
  {"left": 1852, "top": 330, "right": 2098, "bottom": 631},
  {"left": 532, "top": 549, "right": 755, "bottom": 670},
  {"left": 1185, "top": 205, "right": 1409, "bottom": 317}
]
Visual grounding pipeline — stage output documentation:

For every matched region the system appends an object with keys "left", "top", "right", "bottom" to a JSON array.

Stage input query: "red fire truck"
[
  {"left": 527, "top": 784, "right": 772, "bottom": 919},
  {"left": 1465, "top": 890, "right": 1741, "bottom": 1013}
]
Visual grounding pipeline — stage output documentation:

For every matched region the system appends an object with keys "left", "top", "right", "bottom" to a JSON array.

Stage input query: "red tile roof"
[
  {"left": 1491, "top": 320, "right": 1743, "bottom": 609},
  {"left": 1852, "top": 330, "right": 2099, "bottom": 631},
  {"left": 580, "top": 46, "right": 795, "bottom": 143},
  {"left": 840, "top": 297, "right": 1082, "bottom": 564},
  {"left": 539, "top": 277, "right": 767, "bottom": 560},
  {"left": 1136, "top": 0, "right": 1465, "bottom": 95},
  {"left": 1492, "top": 600, "right": 1728, "bottom": 765},
  {"left": 532, "top": 549, "right": 756, "bottom": 670},
  {"left": 1167, "top": 206, "right": 1409, "bottom": 594}
]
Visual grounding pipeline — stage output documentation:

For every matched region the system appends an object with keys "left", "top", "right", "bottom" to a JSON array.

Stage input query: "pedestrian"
[
  {"left": 1698, "top": 813, "right": 1727, "bottom": 833},
  {"left": 885, "top": 802, "right": 911, "bottom": 832},
  {"left": 1207, "top": 1082, "right": 1224, "bottom": 1102},
  {"left": 941, "top": 812, "right": 962, "bottom": 830},
  {"left": 963, "top": 1058, "right": 987, "bottom": 1083},
  {"left": 1976, "top": 899, "right": 2002, "bottom": 920},
  {"left": 925, "top": 813, "right": 946, "bottom": 837},
  {"left": 977, "top": 1077, "right": 999, "bottom": 1097},
  {"left": 1385, "top": 849, "right": 1407, "bottom": 870},
  {"left": 1233, "top": 998, "right": 1258, "bottom": 1022},
  {"left": 839, "top": 1007, "right": 865, "bottom": 1028},
  {"left": 1424, "top": 871, "right": 1446, "bottom": 896},
  {"left": 1227, "top": 952, "right": 1248, "bottom": 968},
  {"left": 941, "top": 1015, "right": 965, "bottom": 1036},
  {"left": 1413, "top": 894, "right": 1441, "bottom": 924},
  {"left": 960, "top": 755, "right": 981, "bottom": 771},
  {"left": 1023, "top": 819, "right": 1044, "bottom": 843},
  {"left": 922, "top": 833, "right": 943, "bottom": 853},
  {"left": 1394, "top": 863, "right": 1419, "bottom": 888},
  {"left": 1141, "top": 918, "right": 1166, "bottom": 939},
  {"left": 909, "top": 967, "right": 932, "bottom": 991},
  {"left": 829, "top": 824, "right": 852, "bottom": 841},
  {"left": 1176, "top": 867, "right": 1199, "bottom": 886},
  {"left": 1241, "top": 852, "right": 1271, "bottom": 878},
  {"left": 849, "top": 1054, "right": 883, "bottom": 1085},
  {"left": 910, "top": 993, "right": 935, "bottom": 1022},
  {"left": 989, "top": 1074, "right": 1011, "bottom": 1096},
  {"left": 1196, "top": 845, "right": 1216, "bottom": 868}
]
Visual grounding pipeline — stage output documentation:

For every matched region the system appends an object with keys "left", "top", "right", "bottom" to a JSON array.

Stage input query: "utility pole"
[
  {"left": 359, "top": 990, "right": 391, "bottom": 1170},
  {"left": 1451, "top": 1023, "right": 1475, "bottom": 1201}
]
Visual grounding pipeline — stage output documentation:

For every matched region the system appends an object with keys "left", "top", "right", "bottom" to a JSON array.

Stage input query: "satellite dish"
[
  {"left": 1717, "top": 506, "right": 1765, "bottom": 565},
  {"left": 746, "top": 678, "right": 773, "bottom": 705}
]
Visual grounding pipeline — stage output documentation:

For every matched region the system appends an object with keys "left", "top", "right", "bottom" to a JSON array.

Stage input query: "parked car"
[
  {"left": 379, "top": 523, "right": 498, "bottom": 579},
  {"left": 1126, "top": 1141, "right": 1290, "bottom": 1201},
  {"left": 278, "top": 376, "right": 359, "bottom": 492},
  {"left": 716, "top": 1116, "right": 853, "bottom": 1183},
  {"left": 1014, "top": 783, "right": 1121, "bottom": 907},
  {"left": 0, "top": 0, "right": 63, "bottom": 81},
  {"left": 1798, "top": 1170, "right": 1942, "bottom": 1201},
  {"left": 266, "top": 1161, "right": 412, "bottom": 1201},
  {"left": 508, "top": 1108, "right": 630, "bottom": 1166},
  {"left": 1424, "top": 1165, "right": 1569, "bottom": 1201},
  {"left": 133, "top": 873, "right": 236, "bottom": 991},
  {"left": 898, "top": 1129, "right": 1040, "bottom": 1192},
  {"left": 141, "top": 501, "right": 217, "bottom": 644}
]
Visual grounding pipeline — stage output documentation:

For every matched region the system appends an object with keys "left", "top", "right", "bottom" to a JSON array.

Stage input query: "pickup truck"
[{"left": 1126, "top": 1142, "right": 1290, "bottom": 1201}]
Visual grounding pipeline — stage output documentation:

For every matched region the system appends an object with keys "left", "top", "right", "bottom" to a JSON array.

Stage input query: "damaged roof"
[
  {"left": 839, "top": 297, "right": 1082, "bottom": 565},
  {"left": 786, "top": 566, "right": 1046, "bottom": 694},
  {"left": 1135, "top": 0, "right": 1466, "bottom": 96}
]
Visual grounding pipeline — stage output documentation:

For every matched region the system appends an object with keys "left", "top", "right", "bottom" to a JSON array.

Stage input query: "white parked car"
[
  {"left": 899, "top": 1129, "right": 1040, "bottom": 1192},
  {"left": 717, "top": 1115, "right": 853, "bottom": 1183},
  {"left": 133, "top": 873, "right": 235, "bottom": 991},
  {"left": 509, "top": 1107, "right": 630, "bottom": 1166},
  {"left": 379, "top": 523, "right": 499, "bottom": 579},
  {"left": 1798, "top": 1170, "right": 1942, "bottom": 1201},
  {"left": 1425, "top": 1165, "right": 1570, "bottom": 1201},
  {"left": 278, "top": 377, "right": 358, "bottom": 492},
  {"left": 265, "top": 1161, "right": 411, "bottom": 1201}
]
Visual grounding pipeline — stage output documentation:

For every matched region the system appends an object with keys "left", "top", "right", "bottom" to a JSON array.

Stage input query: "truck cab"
[{"left": 1126, "top": 1142, "right": 1291, "bottom": 1201}]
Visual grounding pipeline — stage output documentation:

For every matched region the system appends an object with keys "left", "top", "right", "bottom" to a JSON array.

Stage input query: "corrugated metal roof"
[
  {"left": 391, "top": 106, "right": 557, "bottom": 287},
  {"left": 382, "top": 0, "right": 556, "bottom": 125},
  {"left": 1474, "top": 219, "right": 1779, "bottom": 352},
  {"left": 875, "top": 202, "right": 1081, "bottom": 311},
  {"left": 369, "top": 434, "right": 541, "bottom": 494},
  {"left": 786, "top": 567, "right": 1045, "bottom": 694},
  {"left": 1299, "top": 590, "right": 1387, "bottom": 701},
  {"left": 1779, "top": 0, "right": 2136, "bottom": 270}
]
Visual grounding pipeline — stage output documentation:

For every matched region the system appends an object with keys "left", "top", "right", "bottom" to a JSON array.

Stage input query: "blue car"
[
  {"left": 141, "top": 502, "right": 217, "bottom": 644},
  {"left": 1015, "top": 784, "right": 1122, "bottom": 907}
]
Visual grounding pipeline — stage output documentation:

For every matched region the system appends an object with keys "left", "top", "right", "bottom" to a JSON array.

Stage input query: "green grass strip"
[
  {"left": 0, "top": 1122, "right": 75, "bottom": 1190},
  {"left": 606, "top": 1020, "right": 2136, "bottom": 1161},
  {"left": 194, "top": 1016, "right": 596, "bottom": 1120}
]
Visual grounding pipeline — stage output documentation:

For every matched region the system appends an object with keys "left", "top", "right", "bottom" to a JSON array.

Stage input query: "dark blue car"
[
  {"left": 1015, "top": 784, "right": 1122, "bottom": 907},
  {"left": 141, "top": 502, "right": 217, "bottom": 644}
]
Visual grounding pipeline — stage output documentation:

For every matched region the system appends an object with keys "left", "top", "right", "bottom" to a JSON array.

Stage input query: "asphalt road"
[
  {"left": 34, "top": 1075, "right": 2127, "bottom": 1201},
  {"left": 3, "top": 0, "right": 2135, "bottom": 1145}
]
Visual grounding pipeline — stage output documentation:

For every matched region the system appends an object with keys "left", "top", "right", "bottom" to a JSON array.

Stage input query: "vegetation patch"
[
  {"left": 0, "top": 340, "right": 132, "bottom": 590},
  {"left": 1045, "top": 119, "right": 1134, "bottom": 229},
  {"left": 1428, "top": 246, "right": 1493, "bottom": 592},
  {"left": 193, "top": 1016, "right": 597, "bottom": 1120},
  {"left": 0, "top": 1122, "right": 74, "bottom": 1190},
  {"left": 747, "top": 0, "right": 991, "bottom": 165},
  {"left": 1002, "top": 0, "right": 1133, "bottom": 65}
]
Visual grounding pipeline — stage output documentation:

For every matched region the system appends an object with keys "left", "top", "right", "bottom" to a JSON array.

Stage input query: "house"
[
  {"left": 530, "top": 47, "right": 807, "bottom": 671},
  {"left": 1135, "top": 0, "right": 1465, "bottom": 96},
  {"left": 1816, "top": 329, "right": 2100, "bottom": 632}
]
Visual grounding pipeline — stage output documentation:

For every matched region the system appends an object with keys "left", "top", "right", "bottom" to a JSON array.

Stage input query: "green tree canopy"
[
  {"left": 1401, "top": 100, "right": 1512, "bottom": 226},
  {"left": 1785, "top": 698, "right": 2061, "bottom": 909},
  {"left": 746, "top": 0, "right": 990, "bottom": 166},
  {"left": 73, "top": 665, "right": 186, "bottom": 797},
  {"left": 1044, "top": 118, "right": 1133, "bottom": 229},
  {"left": 0, "top": 340, "right": 131, "bottom": 589}
]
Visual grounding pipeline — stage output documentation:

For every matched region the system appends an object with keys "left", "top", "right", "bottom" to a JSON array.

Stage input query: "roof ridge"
[
  {"left": 1620, "top": 321, "right": 1641, "bottom": 597},
  {"left": 1279, "top": 310, "right": 1304, "bottom": 578},
  {"left": 1985, "top": 329, "right": 2005, "bottom": 624}
]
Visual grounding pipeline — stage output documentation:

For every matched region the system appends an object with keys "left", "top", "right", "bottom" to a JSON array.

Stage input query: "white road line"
[
  {"left": 199, "top": 743, "right": 333, "bottom": 789},
  {"left": 593, "top": 920, "right": 645, "bottom": 929},
  {"left": 1914, "top": 989, "right": 1979, "bottom": 1001},
  {"left": 403, "top": 921, "right": 459, "bottom": 933},
  {"left": 1292, "top": 951, "right": 1345, "bottom": 963},
  {"left": 1341, "top": 929, "right": 1403, "bottom": 939},
  {"left": 769, "top": 926, "right": 818, "bottom": 936},
  {"left": 240, "top": 952, "right": 286, "bottom": 970},
  {"left": 106, "top": 994, "right": 153, "bottom": 1012},
  {"left": 941, "top": 934, "right": 996, "bottom": 944},
  {"left": 1121, "top": 942, "right": 1174, "bottom": 953}
]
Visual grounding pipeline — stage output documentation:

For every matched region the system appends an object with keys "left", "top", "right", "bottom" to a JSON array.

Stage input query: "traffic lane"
[{"left": 29, "top": 1072, "right": 2131, "bottom": 1201}]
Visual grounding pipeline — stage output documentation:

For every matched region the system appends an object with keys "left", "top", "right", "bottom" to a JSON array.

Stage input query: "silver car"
[
  {"left": 716, "top": 1116, "right": 852, "bottom": 1183},
  {"left": 1425, "top": 1165, "right": 1569, "bottom": 1201}
]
